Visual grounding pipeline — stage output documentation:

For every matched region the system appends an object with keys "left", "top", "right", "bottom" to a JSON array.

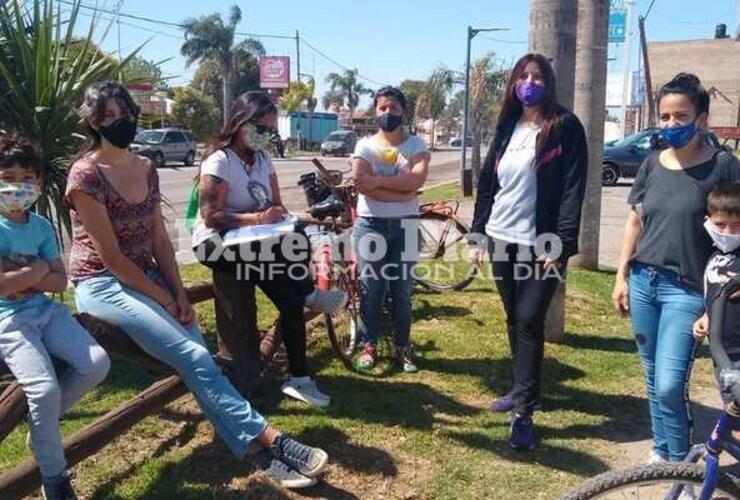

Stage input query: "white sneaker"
[
  {"left": 648, "top": 450, "right": 667, "bottom": 464},
  {"left": 304, "top": 290, "right": 348, "bottom": 314},
  {"left": 281, "top": 377, "right": 331, "bottom": 407}
]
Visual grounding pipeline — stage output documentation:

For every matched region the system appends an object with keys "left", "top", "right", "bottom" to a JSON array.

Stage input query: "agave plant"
[{"left": 0, "top": 0, "right": 140, "bottom": 240}]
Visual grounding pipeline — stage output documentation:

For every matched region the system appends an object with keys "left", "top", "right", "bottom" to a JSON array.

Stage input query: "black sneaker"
[
  {"left": 254, "top": 449, "right": 316, "bottom": 489},
  {"left": 41, "top": 470, "right": 77, "bottom": 500},
  {"left": 270, "top": 434, "right": 329, "bottom": 478}
]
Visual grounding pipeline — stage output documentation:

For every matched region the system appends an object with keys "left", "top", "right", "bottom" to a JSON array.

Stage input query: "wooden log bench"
[{"left": 0, "top": 281, "right": 293, "bottom": 499}]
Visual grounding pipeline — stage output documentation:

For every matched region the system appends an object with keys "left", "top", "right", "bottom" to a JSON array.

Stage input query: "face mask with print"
[
  {"left": 0, "top": 182, "right": 41, "bottom": 213},
  {"left": 704, "top": 219, "right": 740, "bottom": 253},
  {"left": 241, "top": 124, "right": 271, "bottom": 151}
]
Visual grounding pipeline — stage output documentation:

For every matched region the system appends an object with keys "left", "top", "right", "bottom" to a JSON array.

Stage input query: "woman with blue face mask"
[
  {"left": 612, "top": 73, "right": 740, "bottom": 465},
  {"left": 469, "top": 53, "right": 588, "bottom": 450}
]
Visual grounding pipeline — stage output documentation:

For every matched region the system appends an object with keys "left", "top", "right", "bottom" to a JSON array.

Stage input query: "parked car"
[
  {"left": 450, "top": 135, "right": 473, "bottom": 147},
  {"left": 601, "top": 128, "right": 724, "bottom": 186},
  {"left": 130, "top": 128, "right": 197, "bottom": 167},
  {"left": 320, "top": 130, "right": 358, "bottom": 157}
]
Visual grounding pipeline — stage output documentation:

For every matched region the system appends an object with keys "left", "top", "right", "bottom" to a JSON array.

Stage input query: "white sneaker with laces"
[{"left": 281, "top": 377, "right": 331, "bottom": 407}]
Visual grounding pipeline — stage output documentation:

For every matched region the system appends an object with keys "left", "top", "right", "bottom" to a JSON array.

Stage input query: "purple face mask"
[{"left": 516, "top": 81, "right": 546, "bottom": 107}]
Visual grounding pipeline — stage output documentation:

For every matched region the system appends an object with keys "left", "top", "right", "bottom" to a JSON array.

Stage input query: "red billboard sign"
[{"left": 259, "top": 56, "right": 290, "bottom": 89}]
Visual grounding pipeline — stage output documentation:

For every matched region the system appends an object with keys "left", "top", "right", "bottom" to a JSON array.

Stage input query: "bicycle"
[
  {"left": 562, "top": 277, "right": 740, "bottom": 499},
  {"left": 297, "top": 159, "right": 478, "bottom": 372}
]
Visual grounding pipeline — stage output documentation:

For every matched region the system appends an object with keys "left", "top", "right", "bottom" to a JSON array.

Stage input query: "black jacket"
[{"left": 471, "top": 109, "right": 588, "bottom": 261}]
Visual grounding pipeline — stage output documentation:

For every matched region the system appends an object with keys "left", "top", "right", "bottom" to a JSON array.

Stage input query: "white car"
[{"left": 130, "top": 128, "right": 197, "bottom": 167}]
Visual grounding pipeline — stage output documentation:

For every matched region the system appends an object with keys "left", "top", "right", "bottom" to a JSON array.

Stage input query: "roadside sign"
[{"left": 609, "top": 9, "right": 627, "bottom": 43}]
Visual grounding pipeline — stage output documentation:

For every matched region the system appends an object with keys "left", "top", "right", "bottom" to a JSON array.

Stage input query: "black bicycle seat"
[{"left": 310, "top": 196, "right": 345, "bottom": 219}]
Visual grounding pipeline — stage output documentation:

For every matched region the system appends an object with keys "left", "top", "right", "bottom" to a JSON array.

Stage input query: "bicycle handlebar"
[{"left": 708, "top": 275, "right": 740, "bottom": 407}]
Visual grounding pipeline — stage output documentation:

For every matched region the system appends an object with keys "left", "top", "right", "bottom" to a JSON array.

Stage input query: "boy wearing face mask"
[
  {"left": 694, "top": 183, "right": 740, "bottom": 422},
  {"left": 0, "top": 134, "right": 110, "bottom": 500},
  {"left": 352, "top": 86, "right": 431, "bottom": 372}
]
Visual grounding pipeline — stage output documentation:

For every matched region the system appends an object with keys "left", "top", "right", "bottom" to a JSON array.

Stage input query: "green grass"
[
  {"left": 420, "top": 181, "right": 473, "bottom": 203},
  {"left": 0, "top": 263, "right": 717, "bottom": 499}
]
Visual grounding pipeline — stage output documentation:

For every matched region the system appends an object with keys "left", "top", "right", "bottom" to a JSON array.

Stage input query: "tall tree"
[
  {"left": 181, "top": 6, "right": 264, "bottom": 125},
  {"left": 468, "top": 54, "right": 507, "bottom": 182},
  {"left": 324, "top": 69, "right": 373, "bottom": 126},
  {"left": 416, "top": 68, "right": 454, "bottom": 149},
  {"left": 190, "top": 45, "right": 262, "bottom": 123},
  {"left": 529, "top": 0, "right": 579, "bottom": 343},
  {"left": 573, "top": 0, "right": 609, "bottom": 270},
  {"left": 437, "top": 90, "right": 464, "bottom": 142},
  {"left": 281, "top": 77, "right": 318, "bottom": 147},
  {"left": 398, "top": 79, "right": 426, "bottom": 130},
  {"left": 171, "top": 86, "right": 221, "bottom": 141},
  {"left": 321, "top": 89, "right": 344, "bottom": 112}
]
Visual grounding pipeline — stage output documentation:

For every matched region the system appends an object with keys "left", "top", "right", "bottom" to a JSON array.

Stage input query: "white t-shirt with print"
[
  {"left": 353, "top": 134, "right": 429, "bottom": 218},
  {"left": 192, "top": 147, "right": 275, "bottom": 246}
]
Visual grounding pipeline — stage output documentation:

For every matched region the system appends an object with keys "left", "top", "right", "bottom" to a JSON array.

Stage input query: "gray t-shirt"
[
  {"left": 486, "top": 121, "right": 540, "bottom": 245},
  {"left": 192, "top": 147, "right": 275, "bottom": 246},
  {"left": 353, "top": 134, "right": 429, "bottom": 218},
  {"left": 628, "top": 150, "right": 740, "bottom": 290}
]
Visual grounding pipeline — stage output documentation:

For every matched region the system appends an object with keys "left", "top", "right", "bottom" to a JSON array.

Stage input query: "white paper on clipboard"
[{"left": 222, "top": 216, "right": 297, "bottom": 247}]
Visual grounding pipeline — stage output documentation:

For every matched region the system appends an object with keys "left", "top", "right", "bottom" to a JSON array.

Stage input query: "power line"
[
  {"left": 300, "top": 37, "right": 389, "bottom": 87},
  {"left": 478, "top": 36, "right": 526, "bottom": 45}
]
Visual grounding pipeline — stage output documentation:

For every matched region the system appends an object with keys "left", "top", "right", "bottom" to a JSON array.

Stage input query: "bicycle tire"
[
  {"left": 324, "top": 270, "right": 360, "bottom": 371},
  {"left": 415, "top": 211, "right": 478, "bottom": 292},
  {"left": 561, "top": 462, "right": 740, "bottom": 499}
]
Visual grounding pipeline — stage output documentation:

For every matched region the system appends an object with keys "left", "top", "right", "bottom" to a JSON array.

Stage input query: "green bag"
[{"left": 184, "top": 181, "right": 199, "bottom": 233}]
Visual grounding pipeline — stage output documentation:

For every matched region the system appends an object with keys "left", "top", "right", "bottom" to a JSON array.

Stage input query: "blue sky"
[{"left": 68, "top": 0, "right": 738, "bottom": 110}]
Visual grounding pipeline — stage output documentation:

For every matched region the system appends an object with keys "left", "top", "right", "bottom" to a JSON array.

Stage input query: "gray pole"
[
  {"left": 295, "top": 30, "right": 301, "bottom": 84},
  {"left": 461, "top": 27, "right": 473, "bottom": 196},
  {"left": 573, "top": 0, "right": 609, "bottom": 271}
]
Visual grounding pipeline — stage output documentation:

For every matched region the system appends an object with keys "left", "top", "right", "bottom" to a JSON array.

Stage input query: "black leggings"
[
  {"left": 490, "top": 239, "right": 564, "bottom": 415},
  {"left": 195, "top": 231, "right": 315, "bottom": 380}
]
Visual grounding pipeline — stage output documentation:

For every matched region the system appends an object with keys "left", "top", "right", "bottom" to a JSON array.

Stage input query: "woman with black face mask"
[
  {"left": 64, "top": 81, "right": 330, "bottom": 489},
  {"left": 352, "top": 86, "right": 431, "bottom": 373}
]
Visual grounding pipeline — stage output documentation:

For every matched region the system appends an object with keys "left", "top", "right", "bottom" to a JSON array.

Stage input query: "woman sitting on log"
[{"left": 64, "top": 80, "right": 328, "bottom": 490}]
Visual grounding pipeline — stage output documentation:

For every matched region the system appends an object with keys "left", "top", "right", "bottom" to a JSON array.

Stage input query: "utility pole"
[
  {"left": 530, "top": 0, "right": 578, "bottom": 343},
  {"left": 461, "top": 26, "right": 508, "bottom": 196},
  {"left": 573, "top": 0, "right": 609, "bottom": 271},
  {"left": 295, "top": 30, "right": 301, "bottom": 84},
  {"left": 638, "top": 16, "right": 656, "bottom": 127},
  {"left": 620, "top": 0, "right": 635, "bottom": 136}
]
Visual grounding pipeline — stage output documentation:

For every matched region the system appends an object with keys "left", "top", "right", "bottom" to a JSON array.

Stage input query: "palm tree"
[
  {"left": 0, "top": 0, "right": 137, "bottom": 238},
  {"left": 468, "top": 54, "right": 507, "bottom": 182},
  {"left": 181, "top": 5, "right": 265, "bottom": 125},
  {"left": 281, "top": 77, "right": 318, "bottom": 148},
  {"left": 324, "top": 69, "right": 373, "bottom": 128},
  {"left": 416, "top": 67, "right": 455, "bottom": 149}
]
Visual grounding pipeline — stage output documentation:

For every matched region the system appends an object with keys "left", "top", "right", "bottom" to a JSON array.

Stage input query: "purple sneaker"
[
  {"left": 509, "top": 413, "right": 538, "bottom": 450},
  {"left": 489, "top": 394, "right": 515, "bottom": 412}
]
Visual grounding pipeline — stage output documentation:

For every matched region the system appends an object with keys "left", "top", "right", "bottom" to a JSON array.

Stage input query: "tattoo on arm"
[{"left": 199, "top": 175, "right": 230, "bottom": 228}]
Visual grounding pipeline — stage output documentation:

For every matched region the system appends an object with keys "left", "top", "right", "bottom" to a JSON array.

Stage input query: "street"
[{"left": 159, "top": 148, "right": 465, "bottom": 263}]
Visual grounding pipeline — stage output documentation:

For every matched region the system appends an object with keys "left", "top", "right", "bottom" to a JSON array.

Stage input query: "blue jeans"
[
  {"left": 352, "top": 217, "right": 419, "bottom": 348},
  {"left": 0, "top": 301, "right": 110, "bottom": 478},
  {"left": 629, "top": 262, "right": 704, "bottom": 461},
  {"left": 74, "top": 271, "right": 267, "bottom": 459}
]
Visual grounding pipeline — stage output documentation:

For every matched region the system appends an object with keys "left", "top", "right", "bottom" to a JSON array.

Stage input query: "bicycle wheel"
[
  {"left": 324, "top": 265, "right": 360, "bottom": 370},
  {"left": 415, "top": 211, "right": 478, "bottom": 292},
  {"left": 562, "top": 462, "right": 740, "bottom": 499}
]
